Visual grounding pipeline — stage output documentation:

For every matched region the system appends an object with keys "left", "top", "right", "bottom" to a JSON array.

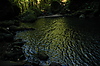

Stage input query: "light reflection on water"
[{"left": 15, "top": 17, "right": 100, "bottom": 66}]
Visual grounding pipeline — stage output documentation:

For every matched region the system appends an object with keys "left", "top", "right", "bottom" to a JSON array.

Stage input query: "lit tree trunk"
[
  {"left": 29, "top": 0, "right": 34, "bottom": 7},
  {"left": 28, "top": 0, "right": 31, "bottom": 8},
  {"left": 31, "top": 0, "right": 34, "bottom": 7}
]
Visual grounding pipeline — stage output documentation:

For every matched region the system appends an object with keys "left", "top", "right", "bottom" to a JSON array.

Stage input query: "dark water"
[{"left": 15, "top": 17, "right": 100, "bottom": 66}]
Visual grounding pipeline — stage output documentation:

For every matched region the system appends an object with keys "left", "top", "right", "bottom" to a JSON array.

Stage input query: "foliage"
[
  {"left": 67, "top": 0, "right": 100, "bottom": 17},
  {"left": 19, "top": 10, "right": 37, "bottom": 22},
  {"left": 29, "top": 6, "right": 42, "bottom": 16},
  {"left": 18, "top": 5, "right": 42, "bottom": 22},
  {"left": 68, "top": 0, "right": 100, "bottom": 11},
  {"left": 0, "top": 0, "right": 21, "bottom": 21}
]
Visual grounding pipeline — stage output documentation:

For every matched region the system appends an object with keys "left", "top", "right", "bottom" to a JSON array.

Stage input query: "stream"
[{"left": 15, "top": 17, "right": 100, "bottom": 66}]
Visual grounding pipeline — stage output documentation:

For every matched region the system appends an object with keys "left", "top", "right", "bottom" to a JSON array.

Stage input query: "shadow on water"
[{"left": 15, "top": 17, "right": 100, "bottom": 66}]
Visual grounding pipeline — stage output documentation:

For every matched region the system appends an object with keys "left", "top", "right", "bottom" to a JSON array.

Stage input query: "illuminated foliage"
[{"left": 8, "top": 0, "right": 66, "bottom": 12}]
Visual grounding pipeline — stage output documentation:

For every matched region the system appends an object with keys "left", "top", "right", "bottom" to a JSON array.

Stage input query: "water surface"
[{"left": 15, "top": 17, "right": 100, "bottom": 66}]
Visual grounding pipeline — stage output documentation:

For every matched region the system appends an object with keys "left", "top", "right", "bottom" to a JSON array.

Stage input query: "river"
[{"left": 15, "top": 17, "right": 100, "bottom": 66}]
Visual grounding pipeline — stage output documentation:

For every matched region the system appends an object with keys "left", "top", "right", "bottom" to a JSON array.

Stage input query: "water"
[{"left": 15, "top": 17, "right": 100, "bottom": 66}]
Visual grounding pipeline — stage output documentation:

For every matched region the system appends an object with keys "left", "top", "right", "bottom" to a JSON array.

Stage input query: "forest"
[{"left": 0, "top": 0, "right": 100, "bottom": 21}]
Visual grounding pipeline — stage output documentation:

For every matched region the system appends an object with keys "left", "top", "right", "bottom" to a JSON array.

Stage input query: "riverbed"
[{"left": 15, "top": 17, "right": 100, "bottom": 66}]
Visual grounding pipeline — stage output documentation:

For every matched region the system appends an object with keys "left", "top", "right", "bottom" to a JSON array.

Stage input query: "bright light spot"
[
  {"left": 37, "top": 0, "right": 40, "bottom": 4},
  {"left": 62, "top": 0, "right": 67, "bottom": 2},
  {"left": 37, "top": 0, "right": 40, "bottom": 2}
]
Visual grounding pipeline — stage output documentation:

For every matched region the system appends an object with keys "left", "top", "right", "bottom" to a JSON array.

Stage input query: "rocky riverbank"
[
  {"left": 0, "top": 20, "right": 36, "bottom": 65},
  {"left": 0, "top": 20, "right": 64, "bottom": 66}
]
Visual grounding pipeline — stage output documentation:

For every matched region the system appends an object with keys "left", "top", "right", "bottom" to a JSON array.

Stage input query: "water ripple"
[{"left": 15, "top": 17, "right": 100, "bottom": 66}]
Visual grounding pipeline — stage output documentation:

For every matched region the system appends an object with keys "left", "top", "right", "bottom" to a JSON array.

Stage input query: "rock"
[
  {"left": 5, "top": 34, "right": 14, "bottom": 41},
  {"left": 20, "top": 61, "right": 40, "bottom": 66},
  {"left": 0, "top": 21, "right": 14, "bottom": 28},
  {"left": 87, "top": 14, "right": 94, "bottom": 18},
  {"left": 32, "top": 63, "right": 40, "bottom": 66},
  {"left": 36, "top": 52, "right": 49, "bottom": 61},
  {"left": 8, "top": 25, "right": 18, "bottom": 31},
  {"left": 0, "top": 60, "right": 40, "bottom": 66},
  {"left": 9, "top": 26, "right": 35, "bottom": 31},
  {"left": 16, "top": 28, "right": 35, "bottom": 31},
  {"left": 49, "top": 62, "right": 62, "bottom": 66},
  {"left": 14, "top": 21, "right": 20, "bottom": 26},
  {"left": 0, "top": 37, "right": 4, "bottom": 41},
  {"left": 79, "top": 14, "right": 85, "bottom": 18},
  {"left": 13, "top": 41, "right": 26, "bottom": 47},
  {"left": 0, "top": 33, "right": 14, "bottom": 42},
  {"left": 0, "top": 27, "right": 11, "bottom": 34},
  {"left": 14, "top": 39, "right": 23, "bottom": 42},
  {"left": 0, "top": 60, "right": 24, "bottom": 66},
  {"left": 3, "top": 50, "right": 25, "bottom": 61}
]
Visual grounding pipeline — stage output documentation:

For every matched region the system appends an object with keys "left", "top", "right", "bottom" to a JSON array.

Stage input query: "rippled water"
[{"left": 15, "top": 17, "right": 100, "bottom": 66}]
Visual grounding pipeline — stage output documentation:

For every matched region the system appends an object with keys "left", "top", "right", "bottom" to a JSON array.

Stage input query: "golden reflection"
[
  {"left": 15, "top": 17, "right": 100, "bottom": 65},
  {"left": 43, "top": 18, "right": 68, "bottom": 47}
]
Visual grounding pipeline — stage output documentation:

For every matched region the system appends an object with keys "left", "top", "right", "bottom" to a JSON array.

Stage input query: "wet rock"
[
  {"left": 8, "top": 25, "right": 19, "bottom": 31},
  {"left": 16, "top": 28, "right": 35, "bottom": 31},
  {"left": 13, "top": 41, "right": 26, "bottom": 47},
  {"left": 0, "top": 20, "right": 18, "bottom": 28},
  {"left": 13, "top": 22, "right": 20, "bottom": 27},
  {"left": 79, "top": 14, "right": 85, "bottom": 18},
  {"left": 14, "top": 39, "right": 23, "bottom": 42},
  {"left": 49, "top": 62, "right": 62, "bottom": 66},
  {"left": 18, "top": 55, "right": 26, "bottom": 61},
  {"left": 36, "top": 52, "right": 49, "bottom": 61},
  {"left": 0, "top": 27, "right": 11, "bottom": 34},
  {"left": 9, "top": 26, "right": 35, "bottom": 31},
  {"left": 4, "top": 34, "right": 14, "bottom": 41},
  {"left": 87, "top": 14, "right": 94, "bottom": 18},
  {"left": 23, "top": 61, "right": 39, "bottom": 66},
  {"left": 0, "top": 60, "right": 24, "bottom": 66},
  {"left": 11, "top": 20, "right": 20, "bottom": 26},
  {"left": 3, "top": 50, "right": 25, "bottom": 61},
  {"left": 0, "top": 33, "right": 14, "bottom": 42},
  {"left": 32, "top": 63, "right": 40, "bottom": 66}
]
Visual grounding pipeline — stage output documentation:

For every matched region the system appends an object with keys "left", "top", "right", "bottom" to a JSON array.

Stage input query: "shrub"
[{"left": 19, "top": 10, "right": 37, "bottom": 22}]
